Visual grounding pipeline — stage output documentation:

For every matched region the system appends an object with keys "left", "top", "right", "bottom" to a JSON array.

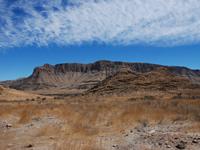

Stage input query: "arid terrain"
[
  {"left": 1, "top": 60, "right": 200, "bottom": 95},
  {"left": 0, "top": 85, "right": 49, "bottom": 101},
  {"left": 1, "top": 95, "right": 200, "bottom": 149},
  {"left": 1, "top": 65, "right": 200, "bottom": 149}
]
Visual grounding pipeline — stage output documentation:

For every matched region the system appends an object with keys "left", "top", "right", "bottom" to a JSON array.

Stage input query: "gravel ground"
[{"left": 1, "top": 116, "right": 200, "bottom": 150}]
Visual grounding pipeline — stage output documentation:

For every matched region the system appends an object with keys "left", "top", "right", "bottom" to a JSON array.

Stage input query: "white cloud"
[{"left": 0, "top": 0, "right": 200, "bottom": 49}]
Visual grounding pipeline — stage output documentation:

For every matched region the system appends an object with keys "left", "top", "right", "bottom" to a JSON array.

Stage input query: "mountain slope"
[
  {"left": 85, "top": 67, "right": 200, "bottom": 96},
  {"left": 9, "top": 60, "right": 200, "bottom": 93},
  {"left": 0, "top": 85, "right": 43, "bottom": 101},
  {"left": 0, "top": 78, "right": 25, "bottom": 87}
]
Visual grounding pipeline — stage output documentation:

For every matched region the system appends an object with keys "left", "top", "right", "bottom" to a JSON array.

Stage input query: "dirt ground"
[{"left": 1, "top": 96, "right": 200, "bottom": 150}]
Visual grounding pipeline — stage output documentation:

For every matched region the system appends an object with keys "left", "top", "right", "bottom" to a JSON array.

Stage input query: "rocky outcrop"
[
  {"left": 85, "top": 67, "right": 200, "bottom": 96},
  {"left": 9, "top": 60, "right": 200, "bottom": 92}
]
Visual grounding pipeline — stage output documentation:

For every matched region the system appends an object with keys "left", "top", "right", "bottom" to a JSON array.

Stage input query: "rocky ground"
[
  {"left": 1, "top": 115, "right": 200, "bottom": 150},
  {"left": 1, "top": 95, "right": 200, "bottom": 150},
  {"left": 115, "top": 122, "right": 200, "bottom": 150}
]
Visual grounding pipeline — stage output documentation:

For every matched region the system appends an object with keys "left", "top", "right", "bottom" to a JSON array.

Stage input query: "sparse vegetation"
[
  {"left": 142, "top": 95, "right": 156, "bottom": 100},
  {"left": 1, "top": 96, "right": 200, "bottom": 149},
  {"left": 127, "top": 97, "right": 137, "bottom": 101},
  {"left": 41, "top": 93, "right": 81, "bottom": 98}
]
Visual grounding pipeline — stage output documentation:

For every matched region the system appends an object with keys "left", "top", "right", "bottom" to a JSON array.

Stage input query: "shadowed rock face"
[
  {"left": 0, "top": 78, "right": 25, "bottom": 87},
  {"left": 8, "top": 60, "right": 200, "bottom": 91},
  {"left": 85, "top": 67, "right": 200, "bottom": 96}
]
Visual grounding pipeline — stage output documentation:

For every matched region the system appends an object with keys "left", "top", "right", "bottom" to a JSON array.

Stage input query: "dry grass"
[
  {"left": 1, "top": 96, "right": 200, "bottom": 149},
  {"left": 2, "top": 98, "right": 200, "bottom": 127},
  {"left": 18, "top": 110, "right": 32, "bottom": 124},
  {"left": 182, "top": 122, "right": 200, "bottom": 133},
  {"left": 0, "top": 131, "right": 17, "bottom": 150},
  {"left": 1, "top": 98, "right": 200, "bottom": 126}
]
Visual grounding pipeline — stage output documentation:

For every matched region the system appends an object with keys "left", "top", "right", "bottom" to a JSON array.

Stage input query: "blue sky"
[{"left": 0, "top": 0, "right": 200, "bottom": 81}]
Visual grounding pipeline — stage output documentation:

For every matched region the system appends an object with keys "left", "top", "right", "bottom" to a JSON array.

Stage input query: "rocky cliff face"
[{"left": 9, "top": 60, "right": 200, "bottom": 92}]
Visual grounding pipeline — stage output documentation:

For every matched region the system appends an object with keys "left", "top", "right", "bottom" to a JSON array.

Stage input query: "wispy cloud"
[{"left": 0, "top": 0, "right": 200, "bottom": 49}]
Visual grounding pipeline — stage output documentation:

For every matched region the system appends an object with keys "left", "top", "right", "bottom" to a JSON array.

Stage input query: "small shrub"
[
  {"left": 172, "top": 117, "right": 182, "bottom": 124},
  {"left": 142, "top": 96, "right": 155, "bottom": 100},
  {"left": 192, "top": 96, "right": 196, "bottom": 99},
  {"left": 177, "top": 93, "right": 182, "bottom": 97},
  {"left": 172, "top": 96, "right": 178, "bottom": 99},
  {"left": 171, "top": 101, "right": 179, "bottom": 107},
  {"left": 128, "top": 98, "right": 137, "bottom": 101},
  {"left": 138, "top": 119, "right": 149, "bottom": 127}
]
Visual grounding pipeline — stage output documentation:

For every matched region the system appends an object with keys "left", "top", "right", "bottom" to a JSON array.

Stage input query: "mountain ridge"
[
  {"left": 5, "top": 60, "right": 200, "bottom": 93},
  {"left": 0, "top": 77, "right": 26, "bottom": 87},
  {"left": 84, "top": 67, "right": 200, "bottom": 97}
]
